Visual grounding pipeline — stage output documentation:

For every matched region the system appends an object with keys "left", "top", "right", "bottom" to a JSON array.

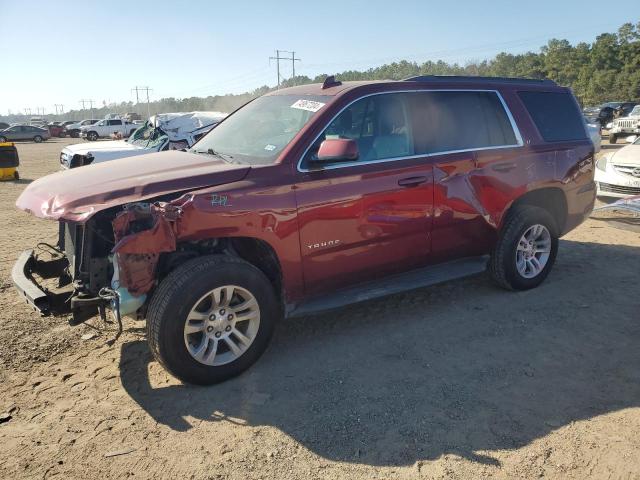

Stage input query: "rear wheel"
[
  {"left": 489, "top": 205, "right": 558, "bottom": 291},
  {"left": 70, "top": 130, "right": 79, "bottom": 138},
  {"left": 33, "top": 135, "right": 42, "bottom": 143},
  {"left": 147, "top": 255, "right": 279, "bottom": 385},
  {"left": 609, "top": 133, "right": 618, "bottom": 144}
]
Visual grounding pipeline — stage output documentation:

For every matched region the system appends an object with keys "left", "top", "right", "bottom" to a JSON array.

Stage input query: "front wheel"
[
  {"left": 609, "top": 133, "right": 618, "bottom": 144},
  {"left": 87, "top": 131, "right": 98, "bottom": 141},
  {"left": 147, "top": 255, "right": 279, "bottom": 385},
  {"left": 489, "top": 205, "right": 558, "bottom": 291}
]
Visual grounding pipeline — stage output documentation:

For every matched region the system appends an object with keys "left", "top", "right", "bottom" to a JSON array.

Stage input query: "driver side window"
[{"left": 302, "top": 93, "right": 412, "bottom": 168}]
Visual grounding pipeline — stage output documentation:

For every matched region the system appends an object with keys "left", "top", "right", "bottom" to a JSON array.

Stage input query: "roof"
[
  {"left": 267, "top": 75, "right": 565, "bottom": 99},
  {"left": 267, "top": 81, "right": 390, "bottom": 97}
]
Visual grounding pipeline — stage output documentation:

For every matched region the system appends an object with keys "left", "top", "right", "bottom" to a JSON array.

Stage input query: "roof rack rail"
[{"left": 403, "top": 75, "right": 557, "bottom": 86}]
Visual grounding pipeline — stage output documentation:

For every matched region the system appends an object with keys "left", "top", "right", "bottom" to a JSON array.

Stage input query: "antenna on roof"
[{"left": 322, "top": 75, "right": 342, "bottom": 89}]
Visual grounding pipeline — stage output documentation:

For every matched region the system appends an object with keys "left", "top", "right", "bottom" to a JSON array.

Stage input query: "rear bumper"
[{"left": 562, "top": 180, "right": 596, "bottom": 235}]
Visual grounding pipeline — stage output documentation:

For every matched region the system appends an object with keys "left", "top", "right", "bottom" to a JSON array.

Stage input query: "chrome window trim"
[{"left": 297, "top": 89, "right": 524, "bottom": 173}]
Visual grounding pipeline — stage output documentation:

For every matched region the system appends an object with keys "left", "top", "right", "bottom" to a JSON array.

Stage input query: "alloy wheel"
[
  {"left": 183, "top": 285, "right": 260, "bottom": 366},
  {"left": 515, "top": 224, "right": 552, "bottom": 278}
]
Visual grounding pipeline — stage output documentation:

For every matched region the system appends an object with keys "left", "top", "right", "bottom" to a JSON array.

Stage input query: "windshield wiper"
[{"left": 192, "top": 148, "right": 235, "bottom": 163}]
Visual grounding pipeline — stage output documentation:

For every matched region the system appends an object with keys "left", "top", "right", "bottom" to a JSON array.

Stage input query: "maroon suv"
[{"left": 13, "top": 76, "right": 596, "bottom": 384}]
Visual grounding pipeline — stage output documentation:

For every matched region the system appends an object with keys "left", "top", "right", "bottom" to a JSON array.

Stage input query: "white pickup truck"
[{"left": 80, "top": 118, "right": 137, "bottom": 141}]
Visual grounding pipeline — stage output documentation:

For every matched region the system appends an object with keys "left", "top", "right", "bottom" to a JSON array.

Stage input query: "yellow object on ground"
[
  {"left": 0, "top": 167, "right": 18, "bottom": 180},
  {"left": 0, "top": 142, "right": 19, "bottom": 180}
]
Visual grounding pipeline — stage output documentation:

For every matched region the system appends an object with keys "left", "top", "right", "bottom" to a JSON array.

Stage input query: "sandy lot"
[{"left": 0, "top": 138, "right": 639, "bottom": 480}]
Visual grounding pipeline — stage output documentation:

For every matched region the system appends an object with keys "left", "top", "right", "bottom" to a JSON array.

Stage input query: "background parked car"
[
  {"left": 584, "top": 102, "right": 638, "bottom": 127},
  {"left": 585, "top": 120, "right": 601, "bottom": 152},
  {"left": 608, "top": 105, "right": 640, "bottom": 143},
  {"left": 47, "top": 123, "right": 65, "bottom": 137},
  {"left": 0, "top": 125, "right": 50, "bottom": 143},
  {"left": 64, "top": 119, "right": 100, "bottom": 138},
  {"left": 596, "top": 135, "right": 640, "bottom": 198}
]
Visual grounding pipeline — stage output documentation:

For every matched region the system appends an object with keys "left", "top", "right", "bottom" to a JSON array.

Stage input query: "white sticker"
[
  {"left": 291, "top": 99, "right": 325, "bottom": 112},
  {"left": 264, "top": 144, "right": 277, "bottom": 151}
]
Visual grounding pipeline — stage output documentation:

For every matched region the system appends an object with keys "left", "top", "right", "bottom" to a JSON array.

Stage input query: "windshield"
[
  {"left": 629, "top": 106, "right": 640, "bottom": 116},
  {"left": 127, "top": 121, "right": 168, "bottom": 149},
  {"left": 191, "top": 94, "right": 330, "bottom": 165}
]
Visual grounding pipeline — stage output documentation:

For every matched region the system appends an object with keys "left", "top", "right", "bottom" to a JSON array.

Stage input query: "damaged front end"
[{"left": 12, "top": 201, "right": 183, "bottom": 326}]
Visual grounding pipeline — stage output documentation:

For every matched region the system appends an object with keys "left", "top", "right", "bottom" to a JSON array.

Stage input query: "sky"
[{"left": 0, "top": 0, "right": 637, "bottom": 116}]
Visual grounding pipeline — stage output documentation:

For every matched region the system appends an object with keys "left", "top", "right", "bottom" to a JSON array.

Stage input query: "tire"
[
  {"left": 87, "top": 131, "right": 98, "bottom": 141},
  {"left": 489, "top": 205, "right": 559, "bottom": 291},
  {"left": 0, "top": 136, "right": 7, "bottom": 143},
  {"left": 13, "top": 171, "right": 19, "bottom": 180},
  {"left": 147, "top": 254, "right": 279, "bottom": 385},
  {"left": 70, "top": 130, "right": 79, "bottom": 138},
  {"left": 609, "top": 133, "right": 617, "bottom": 144},
  {"left": 33, "top": 135, "right": 42, "bottom": 143}
]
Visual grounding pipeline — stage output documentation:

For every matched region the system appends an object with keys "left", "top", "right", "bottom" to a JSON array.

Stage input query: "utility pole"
[
  {"left": 269, "top": 50, "right": 301, "bottom": 89},
  {"left": 132, "top": 86, "right": 152, "bottom": 118},
  {"left": 54, "top": 104, "right": 64, "bottom": 115},
  {"left": 80, "top": 99, "right": 95, "bottom": 118},
  {"left": 25, "top": 108, "right": 31, "bottom": 116}
]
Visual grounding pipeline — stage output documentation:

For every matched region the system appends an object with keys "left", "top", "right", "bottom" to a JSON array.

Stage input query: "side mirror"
[{"left": 314, "top": 138, "right": 359, "bottom": 164}]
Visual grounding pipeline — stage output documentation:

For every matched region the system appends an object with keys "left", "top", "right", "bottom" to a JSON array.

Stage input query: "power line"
[
  {"left": 269, "top": 50, "right": 301, "bottom": 89},
  {"left": 132, "top": 86, "right": 152, "bottom": 118}
]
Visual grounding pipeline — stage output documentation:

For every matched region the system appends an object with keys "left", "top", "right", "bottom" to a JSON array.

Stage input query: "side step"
[{"left": 288, "top": 255, "right": 489, "bottom": 318}]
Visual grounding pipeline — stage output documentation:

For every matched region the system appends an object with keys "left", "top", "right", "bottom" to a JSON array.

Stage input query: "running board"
[{"left": 288, "top": 255, "right": 489, "bottom": 318}]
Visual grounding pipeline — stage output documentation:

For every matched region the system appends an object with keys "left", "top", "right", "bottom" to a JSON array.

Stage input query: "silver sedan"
[{"left": 0, "top": 125, "right": 51, "bottom": 143}]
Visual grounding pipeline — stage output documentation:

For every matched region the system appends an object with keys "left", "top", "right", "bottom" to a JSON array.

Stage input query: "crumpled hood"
[
  {"left": 17, "top": 150, "right": 250, "bottom": 222},
  {"left": 610, "top": 144, "right": 640, "bottom": 165}
]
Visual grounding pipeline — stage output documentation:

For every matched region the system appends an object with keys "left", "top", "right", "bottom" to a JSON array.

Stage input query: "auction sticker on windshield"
[{"left": 291, "top": 99, "right": 325, "bottom": 112}]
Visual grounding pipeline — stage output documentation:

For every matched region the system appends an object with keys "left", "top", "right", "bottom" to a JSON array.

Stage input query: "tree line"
[{"left": 2, "top": 21, "right": 638, "bottom": 123}]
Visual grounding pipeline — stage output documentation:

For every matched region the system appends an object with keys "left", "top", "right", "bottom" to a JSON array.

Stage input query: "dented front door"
[{"left": 295, "top": 159, "right": 434, "bottom": 297}]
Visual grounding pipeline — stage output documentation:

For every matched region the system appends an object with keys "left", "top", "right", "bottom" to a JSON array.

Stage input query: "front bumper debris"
[
  {"left": 12, "top": 249, "right": 108, "bottom": 324},
  {"left": 591, "top": 196, "right": 640, "bottom": 232},
  {"left": 12, "top": 249, "right": 69, "bottom": 316}
]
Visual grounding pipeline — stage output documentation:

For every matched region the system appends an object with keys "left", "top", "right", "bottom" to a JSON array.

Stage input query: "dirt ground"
[{"left": 1, "top": 138, "right": 639, "bottom": 480}]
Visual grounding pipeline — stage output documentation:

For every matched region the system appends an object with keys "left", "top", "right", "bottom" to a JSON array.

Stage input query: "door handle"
[
  {"left": 398, "top": 176, "right": 428, "bottom": 187},
  {"left": 491, "top": 162, "right": 517, "bottom": 172}
]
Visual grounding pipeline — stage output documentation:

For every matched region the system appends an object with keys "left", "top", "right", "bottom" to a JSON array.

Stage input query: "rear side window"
[
  {"left": 407, "top": 91, "right": 519, "bottom": 155},
  {"left": 518, "top": 91, "right": 587, "bottom": 142}
]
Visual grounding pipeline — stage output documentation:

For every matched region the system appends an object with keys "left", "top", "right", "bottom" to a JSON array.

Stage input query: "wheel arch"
[
  {"left": 506, "top": 187, "right": 568, "bottom": 233},
  {"left": 159, "top": 236, "right": 284, "bottom": 305}
]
